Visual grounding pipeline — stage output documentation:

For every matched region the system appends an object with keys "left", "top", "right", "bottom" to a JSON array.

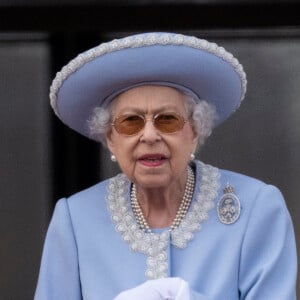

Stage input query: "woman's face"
[{"left": 106, "top": 85, "right": 199, "bottom": 189}]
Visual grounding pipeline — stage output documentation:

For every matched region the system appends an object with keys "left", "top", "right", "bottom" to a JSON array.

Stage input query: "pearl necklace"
[{"left": 130, "top": 166, "right": 195, "bottom": 233}]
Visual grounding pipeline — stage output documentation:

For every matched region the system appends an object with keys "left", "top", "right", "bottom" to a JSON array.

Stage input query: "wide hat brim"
[{"left": 50, "top": 32, "right": 247, "bottom": 141}]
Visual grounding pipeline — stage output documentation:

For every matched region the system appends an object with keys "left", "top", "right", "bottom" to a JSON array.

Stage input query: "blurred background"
[{"left": 0, "top": 0, "right": 299, "bottom": 298}]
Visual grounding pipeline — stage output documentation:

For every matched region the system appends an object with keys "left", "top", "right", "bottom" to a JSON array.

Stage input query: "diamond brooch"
[{"left": 217, "top": 183, "right": 241, "bottom": 225}]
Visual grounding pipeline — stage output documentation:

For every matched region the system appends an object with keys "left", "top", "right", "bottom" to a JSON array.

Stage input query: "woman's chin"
[{"left": 133, "top": 175, "right": 171, "bottom": 190}]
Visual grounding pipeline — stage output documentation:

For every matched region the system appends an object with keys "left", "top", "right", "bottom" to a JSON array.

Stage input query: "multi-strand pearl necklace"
[{"left": 130, "top": 166, "right": 195, "bottom": 233}]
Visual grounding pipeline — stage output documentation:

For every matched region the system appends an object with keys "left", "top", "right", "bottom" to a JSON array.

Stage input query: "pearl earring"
[
  {"left": 111, "top": 154, "right": 117, "bottom": 162},
  {"left": 190, "top": 153, "right": 195, "bottom": 160}
]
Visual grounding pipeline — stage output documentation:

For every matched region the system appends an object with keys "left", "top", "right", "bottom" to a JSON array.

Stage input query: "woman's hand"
[{"left": 113, "top": 277, "right": 190, "bottom": 300}]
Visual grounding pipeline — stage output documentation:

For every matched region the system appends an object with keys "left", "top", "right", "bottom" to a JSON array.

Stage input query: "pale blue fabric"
[{"left": 35, "top": 161, "right": 297, "bottom": 299}]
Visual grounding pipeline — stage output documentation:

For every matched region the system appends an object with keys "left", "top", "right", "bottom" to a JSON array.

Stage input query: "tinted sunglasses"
[{"left": 111, "top": 112, "right": 188, "bottom": 136}]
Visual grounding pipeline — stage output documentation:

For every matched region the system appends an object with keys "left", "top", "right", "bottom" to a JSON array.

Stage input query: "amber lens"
[
  {"left": 154, "top": 113, "right": 185, "bottom": 133},
  {"left": 113, "top": 113, "right": 186, "bottom": 135},
  {"left": 113, "top": 114, "right": 145, "bottom": 135}
]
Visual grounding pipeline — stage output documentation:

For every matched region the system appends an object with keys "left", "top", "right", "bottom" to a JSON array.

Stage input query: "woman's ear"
[
  {"left": 190, "top": 124, "right": 199, "bottom": 145},
  {"left": 192, "top": 129, "right": 199, "bottom": 144},
  {"left": 190, "top": 125, "right": 199, "bottom": 156},
  {"left": 105, "top": 129, "right": 114, "bottom": 153}
]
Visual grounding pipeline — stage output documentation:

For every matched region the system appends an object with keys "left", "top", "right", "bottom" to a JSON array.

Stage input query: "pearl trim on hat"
[
  {"left": 106, "top": 160, "right": 220, "bottom": 279},
  {"left": 50, "top": 32, "right": 247, "bottom": 117}
]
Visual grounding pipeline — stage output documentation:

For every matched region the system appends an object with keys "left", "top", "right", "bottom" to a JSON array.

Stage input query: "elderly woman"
[{"left": 35, "top": 32, "right": 297, "bottom": 299}]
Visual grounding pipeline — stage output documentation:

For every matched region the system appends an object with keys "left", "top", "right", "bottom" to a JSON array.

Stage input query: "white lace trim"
[
  {"left": 106, "top": 161, "right": 220, "bottom": 279},
  {"left": 50, "top": 32, "right": 247, "bottom": 116}
]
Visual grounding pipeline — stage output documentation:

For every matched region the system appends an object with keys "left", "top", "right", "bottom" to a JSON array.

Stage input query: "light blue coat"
[{"left": 35, "top": 161, "right": 297, "bottom": 299}]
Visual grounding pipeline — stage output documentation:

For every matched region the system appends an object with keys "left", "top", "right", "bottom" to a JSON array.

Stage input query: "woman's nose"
[{"left": 139, "top": 119, "right": 161, "bottom": 143}]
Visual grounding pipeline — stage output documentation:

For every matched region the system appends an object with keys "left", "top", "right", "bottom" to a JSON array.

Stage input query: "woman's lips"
[{"left": 138, "top": 154, "right": 167, "bottom": 167}]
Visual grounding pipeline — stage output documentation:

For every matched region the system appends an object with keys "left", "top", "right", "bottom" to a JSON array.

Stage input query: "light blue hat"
[{"left": 50, "top": 32, "right": 247, "bottom": 140}]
